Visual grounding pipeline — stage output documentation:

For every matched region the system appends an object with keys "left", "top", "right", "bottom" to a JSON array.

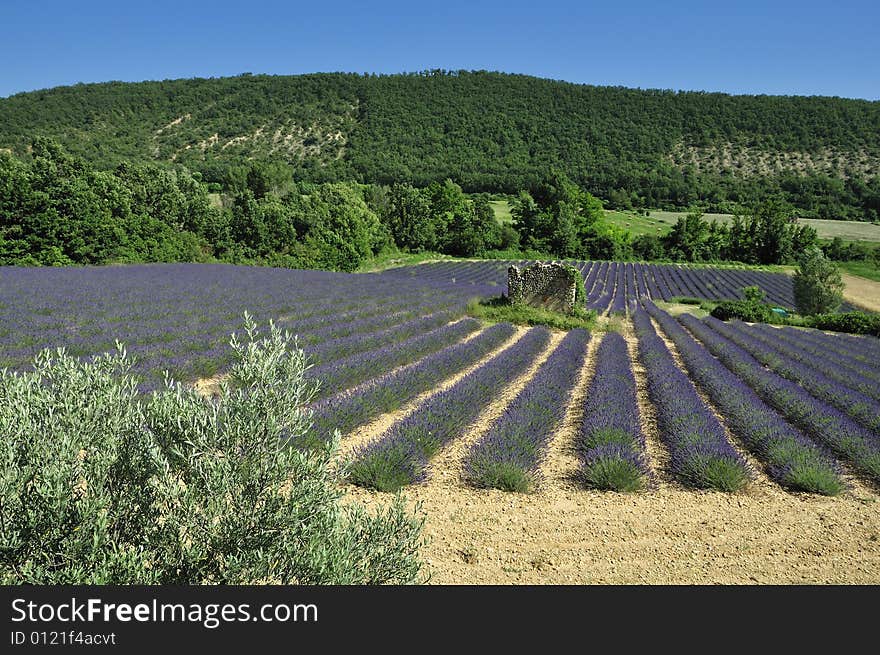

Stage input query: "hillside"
[{"left": 2, "top": 71, "right": 879, "bottom": 218}]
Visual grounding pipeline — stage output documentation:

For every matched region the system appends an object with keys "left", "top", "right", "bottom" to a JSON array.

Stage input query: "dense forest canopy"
[
  {"left": 6, "top": 139, "right": 862, "bottom": 271},
  {"left": 2, "top": 71, "right": 879, "bottom": 220}
]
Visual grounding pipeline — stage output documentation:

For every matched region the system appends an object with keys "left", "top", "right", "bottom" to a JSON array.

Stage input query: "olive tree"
[{"left": 0, "top": 314, "right": 425, "bottom": 584}]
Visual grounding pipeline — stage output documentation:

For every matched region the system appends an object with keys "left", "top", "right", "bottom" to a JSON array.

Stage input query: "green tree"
[
  {"left": 793, "top": 248, "right": 845, "bottom": 315},
  {"left": 726, "top": 201, "right": 817, "bottom": 265},
  {"left": 742, "top": 285, "right": 766, "bottom": 304},
  {"left": 510, "top": 190, "right": 546, "bottom": 251},
  {"left": 825, "top": 236, "right": 847, "bottom": 261},
  {"left": 632, "top": 234, "right": 665, "bottom": 260},
  {"left": 446, "top": 196, "right": 501, "bottom": 257},
  {"left": 308, "top": 184, "right": 386, "bottom": 271},
  {"left": 0, "top": 317, "right": 425, "bottom": 584},
  {"left": 385, "top": 183, "right": 435, "bottom": 251},
  {"left": 663, "top": 210, "right": 710, "bottom": 261}
]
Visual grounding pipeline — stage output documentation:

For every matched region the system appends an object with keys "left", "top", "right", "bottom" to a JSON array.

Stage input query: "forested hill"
[{"left": 2, "top": 71, "right": 879, "bottom": 218}]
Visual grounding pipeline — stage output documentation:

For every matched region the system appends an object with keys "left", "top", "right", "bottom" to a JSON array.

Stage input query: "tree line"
[
  {"left": 6, "top": 140, "right": 873, "bottom": 271},
  {"left": 2, "top": 71, "right": 878, "bottom": 220},
  {"left": 0, "top": 140, "right": 514, "bottom": 269}
]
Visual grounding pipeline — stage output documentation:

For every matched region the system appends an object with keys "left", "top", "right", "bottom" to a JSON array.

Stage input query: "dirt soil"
[
  {"left": 344, "top": 467, "right": 880, "bottom": 585},
  {"left": 841, "top": 273, "right": 880, "bottom": 313},
  {"left": 340, "top": 323, "right": 880, "bottom": 585}
]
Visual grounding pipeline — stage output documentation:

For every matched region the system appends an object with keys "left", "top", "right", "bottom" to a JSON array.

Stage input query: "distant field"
[
  {"left": 491, "top": 200, "right": 880, "bottom": 242},
  {"left": 838, "top": 260, "right": 880, "bottom": 283},
  {"left": 606, "top": 209, "right": 880, "bottom": 243},
  {"left": 489, "top": 199, "right": 513, "bottom": 224},
  {"left": 604, "top": 210, "right": 673, "bottom": 237}
]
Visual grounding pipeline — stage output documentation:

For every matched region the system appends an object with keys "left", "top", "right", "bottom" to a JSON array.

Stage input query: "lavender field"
[
  {"left": 380, "top": 259, "right": 859, "bottom": 314},
  {"left": 2, "top": 260, "right": 878, "bottom": 498}
]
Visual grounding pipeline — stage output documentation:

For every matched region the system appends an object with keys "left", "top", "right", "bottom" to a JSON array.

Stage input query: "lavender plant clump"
[
  {"left": 577, "top": 332, "right": 651, "bottom": 491},
  {"left": 307, "top": 318, "right": 480, "bottom": 401},
  {"left": 347, "top": 327, "right": 552, "bottom": 492},
  {"left": 0, "top": 264, "right": 477, "bottom": 392},
  {"left": 746, "top": 322, "right": 880, "bottom": 401},
  {"left": 644, "top": 302, "right": 844, "bottom": 495},
  {"left": 463, "top": 328, "right": 590, "bottom": 492},
  {"left": 632, "top": 310, "right": 753, "bottom": 491},
  {"left": 680, "top": 313, "right": 880, "bottom": 484},
  {"left": 773, "top": 326, "right": 880, "bottom": 381},
  {"left": 380, "top": 259, "right": 821, "bottom": 310},
  {"left": 305, "top": 308, "right": 459, "bottom": 368},
  {"left": 304, "top": 322, "right": 518, "bottom": 449},
  {"left": 708, "top": 319, "right": 880, "bottom": 435}
]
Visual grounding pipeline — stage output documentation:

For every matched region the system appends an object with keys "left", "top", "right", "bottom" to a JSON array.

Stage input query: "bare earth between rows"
[{"left": 338, "top": 323, "right": 880, "bottom": 584}]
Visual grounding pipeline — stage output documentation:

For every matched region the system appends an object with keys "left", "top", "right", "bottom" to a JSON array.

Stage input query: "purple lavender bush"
[
  {"left": 747, "top": 323, "right": 880, "bottom": 400},
  {"left": 308, "top": 318, "right": 480, "bottom": 400},
  {"left": 709, "top": 319, "right": 880, "bottom": 433},
  {"left": 304, "top": 322, "right": 518, "bottom": 449},
  {"left": 633, "top": 310, "right": 752, "bottom": 491},
  {"left": 462, "top": 329, "right": 590, "bottom": 492},
  {"left": 577, "top": 332, "right": 650, "bottom": 491},
  {"left": 645, "top": 302, "right": 844, "bottom": 495},
  {"left": 680, "top": 313, "right": 880, "bottom": 484},
  {"left": 348, "top": 327, "right": 552, "bottom": 492}
]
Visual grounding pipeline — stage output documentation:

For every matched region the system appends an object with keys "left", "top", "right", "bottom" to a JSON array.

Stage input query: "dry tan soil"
[
  {"left": 842, "top": 273, "right": 880, "bottom": 313},
  {"left": 345, "top": 481, "right": 879, "bottom": 584},
  {"left": 198, "top": 311, "right": 880, "bottom": 584}
]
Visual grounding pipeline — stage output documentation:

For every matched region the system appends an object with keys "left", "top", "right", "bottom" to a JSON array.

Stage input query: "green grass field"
[
  {"left": 489, "top": 200, "right": 513, "bottom": 224},
  {"left": 490, "top": 199, "right": 880, "bottom": 243},
  {"left": 838, "top": 260, "right": 880, "bottom": 282},
  {"left": 604, "top": 210, "right": 674, "bottom": 237},
  {"left": 604, "top": 209, "right": 880, "bottom": 243}
]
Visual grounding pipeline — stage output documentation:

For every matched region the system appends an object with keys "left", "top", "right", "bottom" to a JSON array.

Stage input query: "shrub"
[
  {"left": 710, "top": 300, "right": 773, "bottom": 323},
  {"left": 742, "top": 286, "right": 765, "bottom": 304},
  {"left": 807, "top": 312, "right": 880, "bottom": 337},
  {"left": 0, "top": 314, "right": 425, "bottom": 584}
]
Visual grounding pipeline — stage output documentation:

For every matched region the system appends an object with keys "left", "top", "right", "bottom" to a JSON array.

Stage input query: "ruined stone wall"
[{"left": 507, "top": 262, "right": 577, "bottom": 313}]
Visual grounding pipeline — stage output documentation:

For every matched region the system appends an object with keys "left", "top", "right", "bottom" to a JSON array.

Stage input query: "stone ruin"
[{"left": 507, "top": 262, "right": 577, "bottom": 314}]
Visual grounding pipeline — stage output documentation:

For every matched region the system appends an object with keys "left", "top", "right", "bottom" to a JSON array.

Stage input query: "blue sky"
[{"left": 1, "top": 0, "right": 877, "bottom": 99}]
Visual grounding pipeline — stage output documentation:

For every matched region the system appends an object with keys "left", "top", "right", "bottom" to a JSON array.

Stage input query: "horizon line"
[{"left": 3, "top": 69, "right": 878, "bottom": 103}]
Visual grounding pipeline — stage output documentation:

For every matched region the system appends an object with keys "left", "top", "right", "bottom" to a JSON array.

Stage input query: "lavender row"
[
  {"left": 278, "top": 292, "right": 455, "bottom": 342},
  {"left": 776, "top": 326, "right": 880, "bottom": 377},
  {"left": 303, "top": 322, "right": 518, "bottom": 449},
  {"left": 746, "top": 323, "right": 880, "bottom": 400},
  {"left": 757, "top": 324, "right": 880, "bottom": 379},
  {"left": 679, "top": 313, "right": 880, "bottom": 484},
  {"left": 305, "top": 309, "right": 458, "bottom": 368},
  {"left": 609, "top": 262, "right": 628, "bottom": 315},
  {"left": 463, "top": 329, "right": 590, "bottom": 492},
  {"left": 645, "top": 303, "right": 843, "bottom": 494},
  {"left": 347, "top": 327, "right": 552, "bottom": 492},
  {"left": 632, "top": 310, "right": 752, "bottom": 491},
  {"left": 577, "top": 332, "right": 650, "bottom": 491},
  {"left": 308, "top": 318, "right": 480, "bottom": 400},
  {"left": 382, "top": 259, "right": 814, "bottom": 309},
  {"left": 707, "top": 319, "right": 880, "bottom": 434},
  {"left": 0, "top": 264, "right": 476, "bottom": 391}
]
